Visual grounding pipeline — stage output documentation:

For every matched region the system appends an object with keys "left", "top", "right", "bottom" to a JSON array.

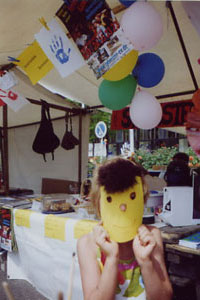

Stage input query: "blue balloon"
[
  {"left": 119, "top": 0, "right": 136, "bottom": 8},
  {"left": 132, "top": 53, "right": 165, "bottom": 88}
]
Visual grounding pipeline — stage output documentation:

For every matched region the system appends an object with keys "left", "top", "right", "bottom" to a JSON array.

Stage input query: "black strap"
[{"left": 69, "top": 112, "right": 73, "bottom": 133}]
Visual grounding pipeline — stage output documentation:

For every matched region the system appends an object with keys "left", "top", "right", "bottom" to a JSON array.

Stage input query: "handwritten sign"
[
  {"left": 15, "top": 41, "right": 54, "bottom": 85},
  {"left": 44, "top": 215, "right": 68, "bottom": 241},
  {"left": 15, "top": 209, "right": 32, "bottom": 228},
  {"left": 111, "top": 100, "right": 193, "bottom": 130}
]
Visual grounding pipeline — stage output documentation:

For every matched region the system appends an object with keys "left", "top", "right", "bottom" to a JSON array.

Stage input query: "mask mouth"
[{"left": 108, "top": 218, "right": 136, "bottom": 229}]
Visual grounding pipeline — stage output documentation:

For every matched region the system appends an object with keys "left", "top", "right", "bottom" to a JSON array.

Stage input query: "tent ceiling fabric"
[
  {"left": 0, "top": 0, "right": 200, "bottom": 133},
  {"left": 0, "top": 68, "right": 75, "bottom": 127}
]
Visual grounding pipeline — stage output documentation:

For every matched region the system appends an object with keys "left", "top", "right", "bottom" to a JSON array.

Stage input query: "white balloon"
[
  {"left": 130, "top": 91, "right": 162, "bottom": 130},
  {"left": 120, "top": 2, "right": 163, "bottom": 51}
]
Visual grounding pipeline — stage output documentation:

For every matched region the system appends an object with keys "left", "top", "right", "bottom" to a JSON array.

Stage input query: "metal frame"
[{"left": 1, "top": 99, "right": 88, "bottom": 195}]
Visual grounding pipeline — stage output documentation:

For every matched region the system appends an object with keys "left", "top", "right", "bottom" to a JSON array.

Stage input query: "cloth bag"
[
  {"left": 32, "top": 101, "right": 60, "bottom": 161},
  {"left": 61, "top": 112, "right": 79, "bottom": 150}
]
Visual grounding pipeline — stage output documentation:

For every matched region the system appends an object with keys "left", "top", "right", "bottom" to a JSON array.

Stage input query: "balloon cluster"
[{"left": 98, "top": 1, "right": 165, "bottom": 130}]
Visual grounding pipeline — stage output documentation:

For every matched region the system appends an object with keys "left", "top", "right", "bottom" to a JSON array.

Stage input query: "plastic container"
[{"left": 42, "top": 196, "right": 73, "bottom": 214}]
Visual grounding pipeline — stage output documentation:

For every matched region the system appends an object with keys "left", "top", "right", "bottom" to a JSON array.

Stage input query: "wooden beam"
[{"left": 2, "top": 105, "right": 9, "bottom": 195}]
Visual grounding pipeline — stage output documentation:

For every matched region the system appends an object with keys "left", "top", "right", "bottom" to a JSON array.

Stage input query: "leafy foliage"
[{"left": 133, "top": 146, "right": 200, "bottom": 170}]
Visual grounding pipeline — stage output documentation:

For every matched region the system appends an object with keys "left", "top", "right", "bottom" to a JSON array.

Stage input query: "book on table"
[{"left": 179, "top": 231, "right": 200, "bottom": 249}]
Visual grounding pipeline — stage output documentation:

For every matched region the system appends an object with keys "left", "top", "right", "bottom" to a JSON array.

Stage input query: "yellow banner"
[
  {"left": 45, "top": 215, "right": 68, "bottom": 241},
  {"left": 15, "top": 41, "right": 54, "bottom": 85},
  {"left": 15, "top": 209, "right": 32, "bottom": 228},
  {"left": 74, "top": 219, "right": 98, "bottom": 239}
]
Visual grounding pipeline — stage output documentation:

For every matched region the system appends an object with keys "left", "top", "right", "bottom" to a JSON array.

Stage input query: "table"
[
  {"left": 7, "top": 209, "right": 98, "bottom": 300},
  {"left": 7, "top": 208, "right": 200, "bottom": 300},
  {"left": 160, "top": 224, "right": 200, "bottom": 300}
]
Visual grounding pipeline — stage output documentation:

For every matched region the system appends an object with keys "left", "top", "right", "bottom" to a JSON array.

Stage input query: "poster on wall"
[
  {"left": 35, "top": 19, "right": 85, "bottom": 78},
  {"left": 56, "top": 0, "right": 133, "bottom": 79}
]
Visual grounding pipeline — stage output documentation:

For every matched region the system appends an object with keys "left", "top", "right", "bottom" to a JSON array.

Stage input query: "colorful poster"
[
  {"left": 35, "top": 19, "right": 85, "bottom": 78},
  {"left": 111, "top": 100, "right": 194, "bottom": 130},
  {"left": 0, "top": 88, "right": 29, "bottom": 112},
  {"left": 56, "top": 0, "right": 133, "bottom": 79},
  {"left": 15, "top": 41, "right": 54, "bottom": 85}
]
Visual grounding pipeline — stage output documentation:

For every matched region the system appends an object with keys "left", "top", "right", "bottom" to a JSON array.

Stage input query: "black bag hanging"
[
  {"left": 32, "top": 100, "right": 60, "bottom": 161},
  {"left": 61, "top": 112, "right": 79, "bottom": 150},
  {"left": 69, "top": 112, "right": 79, "bottom": 146}
]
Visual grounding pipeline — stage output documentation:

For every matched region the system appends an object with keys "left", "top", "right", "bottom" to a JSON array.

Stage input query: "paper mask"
[{"left": 100, "top": 176, "right": 144, "bottom": 243}]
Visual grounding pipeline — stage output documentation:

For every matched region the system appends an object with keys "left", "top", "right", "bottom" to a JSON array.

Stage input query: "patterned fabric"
[{"left": 97, "top": 250, "right": 146, "bottom": 299}]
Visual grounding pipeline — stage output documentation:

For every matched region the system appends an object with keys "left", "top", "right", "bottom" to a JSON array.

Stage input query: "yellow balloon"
[{"left": 103, "top": 49, "right": 138, "bottom": 81}]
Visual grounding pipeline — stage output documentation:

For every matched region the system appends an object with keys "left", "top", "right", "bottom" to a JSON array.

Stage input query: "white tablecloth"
[{"left": 8, "top": 209, "right": 98, "bottom": 300}]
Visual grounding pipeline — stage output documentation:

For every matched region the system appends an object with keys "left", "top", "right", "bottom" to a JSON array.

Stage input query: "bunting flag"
[
  {"left": 0, "top": 71, "right": 18, "bottom": 90},
  {"left": 15, "top": 41, "right": 54, "bottom": 85},
  {"left": 56, "top": 0, "right": 133, "bottom": 79},
  {"left": 35, "top": 19, "right": 85, "bottom": 78},
  {"left": 0, "top": 88, "right": 29, "bottom": 112}
]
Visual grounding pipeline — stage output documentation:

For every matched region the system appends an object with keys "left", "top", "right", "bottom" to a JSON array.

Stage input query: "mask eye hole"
[
  {"left": 107, "top": 196, "right": 112, "bottom": 203},
  {"left": 130, "top": 192, "right": 136, "bottom": 200}
]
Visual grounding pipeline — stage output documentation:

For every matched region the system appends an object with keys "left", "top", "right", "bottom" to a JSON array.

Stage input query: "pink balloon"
[
  {"left": 130, "top": 91, "right": 162, "bottom": 129},
  {"left": 120, "top": 2, "right": 163, "bottom": 51}
]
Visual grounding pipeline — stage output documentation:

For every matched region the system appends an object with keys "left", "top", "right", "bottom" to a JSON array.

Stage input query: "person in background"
[
  {"left": 172, "top": 152, "right": 189, "bottom": 164},
  {"left": 80, "top": 178, "right": 92, "bottom": 200},
  {"left": 164, "top": 152, "right": 192, "bottom": 187},
  {"left": 77, "top": 157, "right": 172, "bottom": 300}
]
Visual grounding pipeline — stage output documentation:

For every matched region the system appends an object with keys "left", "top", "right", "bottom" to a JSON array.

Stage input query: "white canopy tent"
[
  {"left": 0, "top": 1, "right": 199, "bottom": 111},
  {"left": 0, "top": 0, "right": 200, "bottom": 192}
]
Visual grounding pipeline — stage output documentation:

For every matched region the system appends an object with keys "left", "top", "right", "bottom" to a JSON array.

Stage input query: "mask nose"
[{"left": 120, "top": 203, "right": 127, "bottom": 212}]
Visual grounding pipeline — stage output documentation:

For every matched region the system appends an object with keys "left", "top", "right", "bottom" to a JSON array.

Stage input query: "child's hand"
[
  {"left": 132, "top": 225, "right": 156, "bottom": 265},
  {"left": 92, "top": 222, "right": 119, "bottom": 259}
]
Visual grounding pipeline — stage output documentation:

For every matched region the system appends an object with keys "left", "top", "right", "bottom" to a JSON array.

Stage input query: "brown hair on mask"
[
  {"left": 97, "top": 157, "right": 143, "bottom": 193},
  {"left": 89, "top": 157, "right": 149, "bottom": 217}
]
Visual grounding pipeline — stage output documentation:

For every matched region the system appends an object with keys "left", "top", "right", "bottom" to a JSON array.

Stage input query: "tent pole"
[
  {"left": 27, "top": 98, "right": 82, "bottom": 114},
  {"left": 78, "top": 111, "right": 82, "bottom": 191},
  {"left": 87, "top": 90, "right": 197, "bottom": 110},
  {"left": 2, "top": 105, "right": 9, "bottom": 195},
  {"left": 167, "top": 1, "right": 199, "bottom": 90}
]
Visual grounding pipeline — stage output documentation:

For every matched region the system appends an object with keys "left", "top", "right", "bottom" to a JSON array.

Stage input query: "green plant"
[
  {"left": 134, "top": 146, "right": 179, "bottom": 170},
  {"left": 186, "top": 148, "right": 200, "bottom": 167}
]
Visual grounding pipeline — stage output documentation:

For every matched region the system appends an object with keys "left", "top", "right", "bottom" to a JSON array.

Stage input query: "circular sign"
[{"left": 95, "top": 121, "right": 107, "bottom": 139}]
